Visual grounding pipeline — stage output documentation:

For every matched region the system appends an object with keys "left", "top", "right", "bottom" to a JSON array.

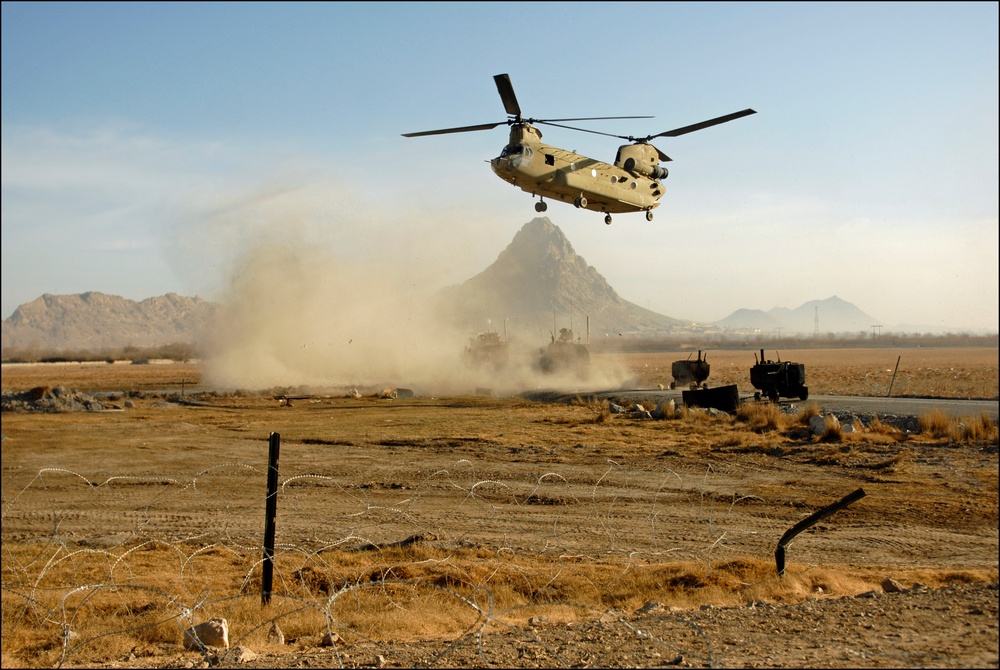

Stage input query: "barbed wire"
[
  {"left": 3, "top": 455, "right": 989, "bottom": 668},
  {"left": 1, "top": 457, "right": 790, "bottom": 668}
]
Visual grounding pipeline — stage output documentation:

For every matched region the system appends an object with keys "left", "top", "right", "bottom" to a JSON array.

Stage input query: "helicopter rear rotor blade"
[
  {"left": 402, "top": 121, "right": 508, "bottom": 138},
  {"left": 494, "top": 74, "right": 522, "bottom": 119},
  {"left": 650, "top": 145, "right": 672, "bottom": 162},
  {"left": 652, "top": 109, "right": 757, "bottom": 138}
]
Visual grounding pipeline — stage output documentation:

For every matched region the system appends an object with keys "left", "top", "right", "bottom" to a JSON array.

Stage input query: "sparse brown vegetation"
[
  {"left": 2, "top": 342, "right": 198, "bottom": 364},
  {"left": 1, "top": 349, "right": 997, "bottom": 668}
]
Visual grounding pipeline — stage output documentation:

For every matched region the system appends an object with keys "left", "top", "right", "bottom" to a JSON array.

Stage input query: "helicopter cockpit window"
[{"left": 500, "top": 144, "right": 524, "bottom": 158}]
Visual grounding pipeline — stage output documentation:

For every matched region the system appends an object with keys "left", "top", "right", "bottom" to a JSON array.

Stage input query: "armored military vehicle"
[
  {"left": 539, "top": 327, "right": 590, "bottom": 376},
  {"left": 464, "top": 331, "right": 509, "bottom": 371}
]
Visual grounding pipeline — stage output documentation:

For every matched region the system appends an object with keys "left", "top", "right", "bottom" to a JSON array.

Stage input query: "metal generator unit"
[
  {"left": 750, "top": 349, "right": 808, "bottom": 402},
  {"left": 670, "top": 350, "right": 710, "bottom": 389}
]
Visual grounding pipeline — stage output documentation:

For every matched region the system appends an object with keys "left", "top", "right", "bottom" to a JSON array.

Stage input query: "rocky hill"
[
  {"left": 435, "top": 217, "right": 683, "bottom": 338},
  {"left": 1, "top": 292, "right": 221, "bottom": 352}
]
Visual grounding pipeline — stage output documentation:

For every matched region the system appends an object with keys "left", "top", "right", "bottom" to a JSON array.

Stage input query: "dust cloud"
[{"left": 192, "top": 187, "right": 631, "bottom": 396}]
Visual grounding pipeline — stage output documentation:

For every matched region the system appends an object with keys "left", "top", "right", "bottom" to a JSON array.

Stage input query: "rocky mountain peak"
[{"left": 436, "top": 217, "right": 678, "bottom": 336}]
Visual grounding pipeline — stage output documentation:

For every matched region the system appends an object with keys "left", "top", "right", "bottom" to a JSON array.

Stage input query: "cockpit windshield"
[{"left": 500, "top": 144, "right": 524, "bottom": 158}]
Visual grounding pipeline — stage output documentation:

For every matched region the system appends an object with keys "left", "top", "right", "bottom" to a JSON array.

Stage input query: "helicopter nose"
[{"left": 491, "top": 156, "right": 512, "bottom": 175}]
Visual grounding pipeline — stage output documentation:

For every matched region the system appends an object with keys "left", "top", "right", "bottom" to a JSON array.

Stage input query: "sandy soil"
[{"left": 1, "top": 355, "right": 997, "bottom": 668}]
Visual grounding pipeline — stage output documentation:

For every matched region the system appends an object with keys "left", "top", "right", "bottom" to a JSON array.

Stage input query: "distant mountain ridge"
[
  {"left": 1, "top": 292, "right": 221, "bottom": 351},
  {"left": 713, "top": 296, "right": 882, "bottom": 335},
  {"left": 2, "top": 219, "right": 897, "bottom": 352}
]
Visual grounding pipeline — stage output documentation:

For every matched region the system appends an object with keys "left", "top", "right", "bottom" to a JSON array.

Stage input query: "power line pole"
[{"left": 814, "top": 306, "right": 819, "bottom": 338}]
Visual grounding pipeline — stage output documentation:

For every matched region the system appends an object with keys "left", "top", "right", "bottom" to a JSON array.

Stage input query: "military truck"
[
  {"left": 539, "top": 327, "right": 590, "bottom": 376},
  {"left": 750, "top": 349, "right": 808, "bottom": 402},
  {"left": 464, "top": 331, "right": 509, "bottom": 371}
]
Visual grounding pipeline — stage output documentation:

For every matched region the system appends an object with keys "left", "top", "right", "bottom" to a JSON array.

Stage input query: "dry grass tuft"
[
  {"left": 8, "top": 539, "right": 994, "bottom": 669},
  {"left": 919, "top": 409, "right": 953, "bottom": 438},
  {"left": 735, "top": 401, "right": 788, "bottom": 433},
  {"left": 920, "top": 410, "right": 999, "bottom": 443}
]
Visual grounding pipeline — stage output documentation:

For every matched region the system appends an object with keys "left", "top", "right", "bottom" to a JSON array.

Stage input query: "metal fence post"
[{"left": 262, "top": 432, "right": 280, "bottom": 605}]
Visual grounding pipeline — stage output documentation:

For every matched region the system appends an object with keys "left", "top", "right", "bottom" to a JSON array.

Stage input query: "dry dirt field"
[{"left": 1, "top": 347, "right": 997, "bottom": 669}]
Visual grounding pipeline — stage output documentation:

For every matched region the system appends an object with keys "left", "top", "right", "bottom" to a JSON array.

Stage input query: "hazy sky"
[{"left": 3, "top": 2, "right": 998, "bottom": 332}]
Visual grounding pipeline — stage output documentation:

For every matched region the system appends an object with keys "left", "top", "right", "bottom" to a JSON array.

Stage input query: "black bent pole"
[
  {"left": 775, "top": 487, "right": 867, "bottom": 577},
  {"left": 262, "top": 432, "right": 280, "bottom": 605}
]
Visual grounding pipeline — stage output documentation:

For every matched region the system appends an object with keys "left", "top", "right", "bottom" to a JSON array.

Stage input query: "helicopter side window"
[{"left": 544, "top": 154, "right": 555, "bottom": 166}]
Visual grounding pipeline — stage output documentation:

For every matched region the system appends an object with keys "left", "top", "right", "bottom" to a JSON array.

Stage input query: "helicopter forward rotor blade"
[
  {"left": 538, "top": 116, "right": 654, "bottom": 123},
  {"left": 403, "top": 115, "right": 653, "bottom": 138},
  {"left": 402, "top": 121, "right": 508, "bottom": 138},
  {"left": 494, "top": 74, "right": 522, "bottom": 118},
  {"left": 535, "top": 121, "right": 632, "bottom": 139},
  {"left": 652, "top": 109, "right": 757, "bottom": 138}
]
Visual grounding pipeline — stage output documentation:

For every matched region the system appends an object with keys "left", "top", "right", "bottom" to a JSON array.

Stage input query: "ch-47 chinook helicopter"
[{"left": 403, "top": 74, "right": 756, "bottom": 225}]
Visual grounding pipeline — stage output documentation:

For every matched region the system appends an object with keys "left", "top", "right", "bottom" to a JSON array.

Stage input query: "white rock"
[
  {"left": 231, "top": 645, "right": 256, "bottom": 664},
  {"left": 809, "top": 414, "right": 827, "bottom": 435},
  {"left": 183, "top": 618, "right": 229, "bottom": 650},
  {"left": 881, "top": 577, "right": 905, "bottom": 593},
  {"left": 267, "top": 622, "right": 284, "bottom": 645},
  {"left": 321, "top": 631, "right": 344, "bottom": 647}
]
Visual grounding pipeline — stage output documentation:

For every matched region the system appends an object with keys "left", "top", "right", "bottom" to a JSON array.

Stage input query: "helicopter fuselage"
[{"left": 489, "top": 124, "right": 665, "bottom": 216}]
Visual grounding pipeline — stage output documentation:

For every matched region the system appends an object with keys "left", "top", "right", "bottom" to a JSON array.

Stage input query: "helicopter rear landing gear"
[
  {"left": 534, "top": 198, "right": 547, "bottom": 213},
  {"left": 604, "top": 214, "right": 612, "bottom": 225},
  {"left": 573, "top": 196, "right": 588, "bottom": 209},
  {"left": 645, "top": 210, "right": 654, "bottom": 221}
]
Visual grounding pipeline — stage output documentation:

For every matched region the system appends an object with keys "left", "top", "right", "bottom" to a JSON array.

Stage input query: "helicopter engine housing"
[
  {"left": 616, "top": 144, "right": 668, "bottom": 180},
  {"left": 623, "top": 158, "right": 669, "bottom": 180}
]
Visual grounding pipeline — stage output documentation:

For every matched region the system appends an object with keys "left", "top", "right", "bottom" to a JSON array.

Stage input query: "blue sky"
[{"left": 3, "top": 1, "right": 998, "bottom": 332}]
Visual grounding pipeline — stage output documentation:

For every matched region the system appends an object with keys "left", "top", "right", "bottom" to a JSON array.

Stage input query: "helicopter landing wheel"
[
  {"left": 534, "top": 200, "right": 547, "bottom": 213},
  {"left": 646, "top": 210, "right": 654, "bottom": 222},
  {"left": 604, "top": 214, "right": 612, "bottom": 225},
  {"left": 574, "top": 196, "right": 588, "bottom": 209}
]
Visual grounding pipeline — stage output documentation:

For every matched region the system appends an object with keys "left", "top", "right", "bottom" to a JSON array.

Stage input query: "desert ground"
[{"left": 1, "top": 347, "right": 997, "bottom": 668}]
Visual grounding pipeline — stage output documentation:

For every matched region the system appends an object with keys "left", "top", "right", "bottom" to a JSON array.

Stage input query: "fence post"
[
  {"left": 262, "top": 432, "right": 280, "bottom": 605},
  {"left": 775, "top": 487, "right": 866, "bottom": 576},
  {"left": 887, "top": 356, "right": 901, "bottom": 397}
]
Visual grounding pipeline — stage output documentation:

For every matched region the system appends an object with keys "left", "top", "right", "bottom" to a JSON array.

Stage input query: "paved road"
[
  {"left": 805, "top": 394, "right": 997, "bottom": 420},
  {"left": 532, "top": 388, "right": 998, "bottom": 421}
]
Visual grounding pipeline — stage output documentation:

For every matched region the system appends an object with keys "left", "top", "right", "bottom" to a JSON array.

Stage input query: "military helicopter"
[{"left": 403, "top": 74, "right": 756, "bottom": 225}]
